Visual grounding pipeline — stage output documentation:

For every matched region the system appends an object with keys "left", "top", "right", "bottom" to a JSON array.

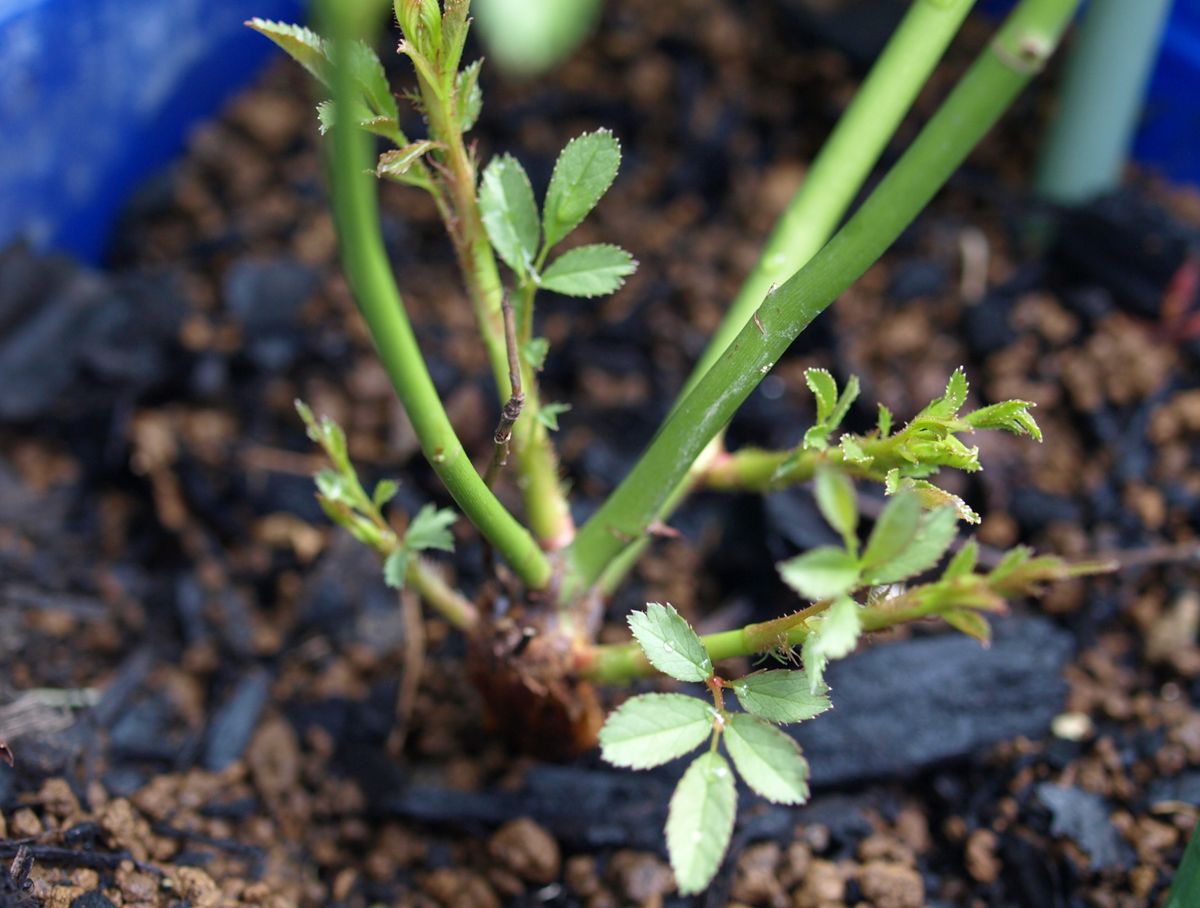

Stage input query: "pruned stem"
[
  {"left": 320, "top": 6, "right": 553, "bottom": 590},
  {"left": 562, "top": 0, "right": 1081, "bottom": 597},
  {"left": 484, "top": 294, "right": 525, "bottom": 488}
]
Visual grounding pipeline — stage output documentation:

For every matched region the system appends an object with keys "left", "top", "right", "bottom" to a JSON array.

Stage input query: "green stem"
[
  {"left": 594, "top": 0, "right": 976, "bottom": 596},
  {"left": 679, "top": 0, "right": 977, "bottom": 404},
  {"left": 322, "top": 6, "right": 552, "bottom": 590},
  {"left": 564, "top": 0, "right": 1081, "bottom": 596},
  {"left": 407, "top": 556, "right": 478, "bottom": 631}
]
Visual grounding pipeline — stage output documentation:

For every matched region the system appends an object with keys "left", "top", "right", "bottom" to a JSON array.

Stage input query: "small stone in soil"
[{"left": 1036, "top": 783, "right": 1134, "bottom": 871}]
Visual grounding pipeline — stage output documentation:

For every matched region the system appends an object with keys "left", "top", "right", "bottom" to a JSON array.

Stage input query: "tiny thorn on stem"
[
  {"left": 647, "top": 521, "right": 682, "bottom": 539},
  {"left": 484, "top": 293, "right": 525, "bottom": 488}
]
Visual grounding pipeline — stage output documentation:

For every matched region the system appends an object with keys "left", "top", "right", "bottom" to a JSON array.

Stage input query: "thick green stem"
[
  {"left": 564, "top": 0, "right": 1081, "bottom": 596},
  {"left": 681, "top": 0, "right": 977, "bottom": 403},
  {"left": 322, "top": 6, "right": 552, "bottom": 590},
  {"left": 594, "top": 0, "right": 976, "bottom": 596}
]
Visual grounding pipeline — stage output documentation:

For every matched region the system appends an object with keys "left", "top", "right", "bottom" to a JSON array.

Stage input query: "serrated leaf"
[
  {"left": 316, "top": 100, "right": 336, "bottom": 135},
  {"left": 666, "top": 753, "right": 736, "bottom": 896},
  {"left": 372, "top": 479, "right": 399, "bottom": 510},
  {"left": 247, "top": 19, "right": 330, "bottom": 84},
  {"left": 943, "top": 608, "right": 992, "bottom": 644},
  {"left": 731, "top": 670, "right": 831, "bottom": 724},
  {"left": 865, "top": 505, "right": 959, "bottom": 585},
  {"left": 814, "top": 465, "right": 858, "bottom": 552},
  {"left": 296, "top": 399, "right": 319, "bottom": 436},
  {"left": 724, "top": 713, "right": 810, "bottom": 805},
  {"left": 543, "top": 129, "right": 621, "bottom": 248},
  {"left": 778, "top": 547, "right": 861, "bottom": 601},
  {"left": 523, "top": 337, "right": 550, "bottom": 370},
  {"left": 905, "top": 479, "right": 979, "bottom": 524},
  {"left": 943, "top": 539, "right": 980, "bottom": 580},
  {"left": 861, "top": 491, "right": 921, "bottom": 573},
  {"left": 945, "top": 367, "right": 969, "bottom": 411},
  {"left": 805, "top": 369, "right": 838, "bottom": 423},
  {"left": 839, "top": 435, "right": 871, "bottom": 464},
  {"left": 405, "top": 504, "right": 457, "bottom": 552},
  {"left": 628, "top": 603, "right": 713, "bottom": 683},
  {"left": 966, "top": 400, "right": 1043, "bottom": 442},
  {"left": 455, "top": 60, "right": 483, "bottom": 131},
  {"left": 346, "top": 40, "right": 399, "bottom": 121},
  {"left": 802, "top": 596, "right": 861, "bottom": 693},
  {"left": 377, "top": 141, "right": 437, "bottom": 179},
  {"left": 536, "top": 402, "right": 571, "bottom": 431},
  {"left": 540, "top": 244, "right": 637, "bottom": 297},
  {"left": 598, "top": 693, "right": 714, "bottom": 769},
  {"left": 383, "top": 547, "right": 411, "bottom": 589},
  {"left": 987, "top": 545, "right": 1032, "bottom": 585},
  {"left": 479, "top": 154, "right": 540, "bottom": 275}
]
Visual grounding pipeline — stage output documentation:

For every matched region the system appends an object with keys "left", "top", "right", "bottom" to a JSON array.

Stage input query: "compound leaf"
[
  {"left": 628, "top": 603, "right": 713, "bottom": 683},
  {"left": 666, "top": 752, "right": 736, "bottom": 896},
  {"left": 598, "top": 693, "right": 713, "bottom": 769},
  {"left": 540, "top": 244, "right": 637, "bottom": 297},
  {"left": 724, "top": 713, "right": 810, "bottom": 805},
  {"left": 731, "top": 670, "right": 831, "bottom": 724},
  {"left": 543, "top": 129, "right": 621, "bottom": 247}
]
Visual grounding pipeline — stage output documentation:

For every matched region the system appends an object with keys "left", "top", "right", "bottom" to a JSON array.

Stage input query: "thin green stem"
[
  {"left": 407, "top": 556, "right": 479, "bottom": 631},
  {"left": 564, "top": 0, "right": 1081, "bottom": 596},
  {"left": 1166, "top": 820, "right": 1200, "bottom": 908},
  {"left": 321, "top": 4, "right": 552, "bottom": 590},
  {"left": 593, "top": 0, "right": 976, "bottom": 596}
]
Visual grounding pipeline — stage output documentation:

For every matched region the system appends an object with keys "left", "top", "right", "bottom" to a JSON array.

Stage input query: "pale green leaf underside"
[
  {"left": 383, "top": 548, "right": 410, "bottom": 589},
  {"left": 628, "top": 602, "right": 713, "bottom": 683},
  {"left": 724, "top": 713, "right": 810, "bottom": 805},
  {"left": 540, "top": 244, "right": 637, "bottom": 297},
  {"left": 479, "top": 154, "right": 540, "bottom": 275},
  {"left": 732, "top": 670, "right": 831, "bottom": 724},
  {"left": 598, "top": 693, "right": 713, "bottom": 769},
  {"left": 405, "top": 504, "right": 457, "bottom": 552},
  {"left": 778, "top": 546, "right": 861, "bottom": 601},
  {"left": 543, "top": 129, "right": 621, "bottom": 248},
  {"left": 667, "top": 752, "right": 736, "bottom": 895}
]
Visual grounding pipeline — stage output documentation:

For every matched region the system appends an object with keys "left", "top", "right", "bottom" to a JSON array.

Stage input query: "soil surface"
[{"left": 2, "top": 0, "right": 1200, "bottom": 906}]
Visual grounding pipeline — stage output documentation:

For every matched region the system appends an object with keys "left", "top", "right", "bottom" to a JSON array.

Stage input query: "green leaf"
[
  {"left": 540, "top": 244, "right": 637, "bottom": 297},
  {"left": 944, "top": 367, "right": 969, "bottom": 412},
  {"left": 943, "top": 608, "right": 991, "bottom": 644},
  {"left": 405, "top": 504, "right": 457, "bottom": 552},
  {"left": 479, "top": 154, "right": 540, "bottom": 276},
  {"left": 778, "top": 547, "right": 861, "bottom": 601},
  {"left": 877, "top": 403, "right": 893, "bottom": 438},
  {"left": 723, "top": 713, "right": 810, "bottom": 805},
  {"left": 666, "top": 753, "right": 736, "bottom": 896},
  {"left": 383, "top": 547, "right": 411, "bottom": 589},
  {"left": 802, "top": 596, "right": 862, "bottom": 693},
  {"left": 315, "top": 468, "right": 349, "bottom": 503},
  {"left": 523, "top": 336, "right": 550, "bottom": 370},
  {"left": 536, "top": 402, "right": 571, "bottom": 431},
  {"left": 542, "top": 129, "right": 621, "bottom": 248},
  {"left": 943, "top": 539, "right": 980, "bottom": 580},
  {"left": 316, "top": 100, "right": 336, "bottom": 135},
  {"left": 865, "top": 505, "right": 959, "bottom": 584},
  {"left": 731, "top": 670, "right": 831, "bottom": 724},
  {"left": 372, "top": 479, "right": 399, "bottom": 510},
  {"left": 627, "top": 602, "right": 713, "bottom": 683},
  {"left": 861, "top": 491, "right": 921, "bottom": 573},
  {"left": 247, "top": 19, "right": 329, "bottom": 85},
  {"left": 888, "top": 477, "right": 979, "bottom": 524},
  {"left": 966, "top": 399, "right": 1042, "bottom": 442},
  {"left": 839, "top": 435, "right": 871, "bottom": 464},
  {"left": 377, "top": 141, "right": 437, "bottom": 180},
  {"left": 814, "top": 465, "right": 858, "bottom": 552},
  {"left": 598, "top": 693, "right": 714, "bottom": 769},
  {"left": 455, "top": 60, "right": 484, "bottom": 131},
  {"left": 805, "top": 369, "right": 838, "bottom": 423},
  {"left": 828, "top": 374, "right": 860, "bottom": 431},
  {"left": 346, "top": 40, "right": 399, "bottom": 121}
]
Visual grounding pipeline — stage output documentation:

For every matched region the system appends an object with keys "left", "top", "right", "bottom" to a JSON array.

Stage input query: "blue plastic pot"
[{"left": 0, "top": 0, "right": 303, "bottom": 262}]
